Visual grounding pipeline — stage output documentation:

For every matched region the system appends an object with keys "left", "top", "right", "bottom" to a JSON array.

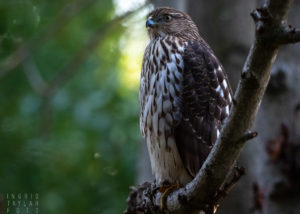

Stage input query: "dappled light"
[
  {"left": 0, "top": 0, "right": 150, "bottom": 213},
  {"left": 119, "top": 16, "right": 148, "bottom": 90}
]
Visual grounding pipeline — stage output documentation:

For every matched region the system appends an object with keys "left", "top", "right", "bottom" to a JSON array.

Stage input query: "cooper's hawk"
[{"left": 140, "top": 7, "right": 233, "bottom": 186}]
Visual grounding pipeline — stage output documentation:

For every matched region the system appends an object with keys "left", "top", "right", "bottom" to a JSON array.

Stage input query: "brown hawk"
[{"left": 140, "top": 7, "right": 233, "bottom": 186}]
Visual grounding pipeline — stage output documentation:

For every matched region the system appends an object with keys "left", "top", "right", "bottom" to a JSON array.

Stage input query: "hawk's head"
[{"left": 146, "top": 7, "right": 200, "bottom": 41}]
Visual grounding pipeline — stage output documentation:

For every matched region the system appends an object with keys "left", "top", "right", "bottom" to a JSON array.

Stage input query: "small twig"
[
  {"left": 23, "top": 56, "right": 48, "bottom": 96},
  {"left": 237, "top": 131, "right": 258, "bottom": 145},
  {"left": 212, "top": 166, "right": 246, "bottom": 212},
  {"left": 276, "top": 26, "right": 300, "bottom": 44}
]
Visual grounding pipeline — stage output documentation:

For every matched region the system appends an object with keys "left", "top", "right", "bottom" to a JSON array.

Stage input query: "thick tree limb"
[{"left": 126, "top": 0, "right": 299, "bottom": 213}]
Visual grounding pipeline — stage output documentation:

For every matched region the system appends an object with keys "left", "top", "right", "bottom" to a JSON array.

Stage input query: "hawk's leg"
[{"left": 159, "top": 180, "right": 180, "bottom": 210}]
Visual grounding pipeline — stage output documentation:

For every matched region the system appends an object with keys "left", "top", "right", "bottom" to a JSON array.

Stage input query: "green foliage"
[{"left": 0, "top": 0, "right": 142, "bottom": 213}]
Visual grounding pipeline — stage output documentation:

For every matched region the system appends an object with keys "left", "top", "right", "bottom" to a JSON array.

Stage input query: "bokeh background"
[
  {"left": 0, "top": 0, "right": 299, "bottom": 214},
  {"left": 0, "top": 0, "right": 149, "bottom": 213}
]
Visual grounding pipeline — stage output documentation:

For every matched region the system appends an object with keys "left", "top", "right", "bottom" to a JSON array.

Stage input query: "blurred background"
[{"left": 0, "top": 0, "right": 299, "bottom": 214}]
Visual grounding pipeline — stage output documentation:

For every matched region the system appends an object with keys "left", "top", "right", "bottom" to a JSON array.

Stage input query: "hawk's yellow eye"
[{"left": 164, "top": 15, "right": 172, "bottom": 22}]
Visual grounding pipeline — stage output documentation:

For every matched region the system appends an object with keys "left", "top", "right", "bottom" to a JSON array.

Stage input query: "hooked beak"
[{"left": 146, "top": 19, "right": 157, "bottom": 28}]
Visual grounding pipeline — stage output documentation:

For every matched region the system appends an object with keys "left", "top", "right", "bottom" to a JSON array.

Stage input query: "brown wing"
[{"left": 175, "top": 40, "right": 233, "bottom": 177}]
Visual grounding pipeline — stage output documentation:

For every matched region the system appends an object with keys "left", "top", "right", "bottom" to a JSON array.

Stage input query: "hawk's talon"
[{"left": 159, "top": 181, "right": 180, "bottom": 210}]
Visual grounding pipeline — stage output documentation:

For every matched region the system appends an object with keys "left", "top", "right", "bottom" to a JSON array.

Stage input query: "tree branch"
[
  {"left": 0, "top": 0, "right": 97, "bottom": 79},
  {"left": 43, "top": 3, "right": 148, "bottom": 97},
  {"left": 276, "top": 26, "right": 300, "bottom": 45},
  {"left": 23, "top": 56, "right": 49, "bottom": 96},
  {"left": 19, "top": 4, "right": 149, "bottom": 138},
  {"left": 126, "top": 0, "right": 299, "bottom": 213},
  {"left": 212, "top": 166, "right": 246, "bottom": 210}
]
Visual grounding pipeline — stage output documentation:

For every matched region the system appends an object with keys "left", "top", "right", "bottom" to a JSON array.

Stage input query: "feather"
[{"left": 174, "top": 41, "right": 233, "bottom": 177}]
